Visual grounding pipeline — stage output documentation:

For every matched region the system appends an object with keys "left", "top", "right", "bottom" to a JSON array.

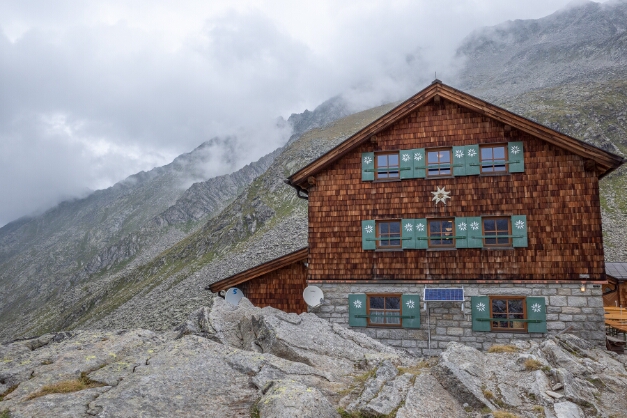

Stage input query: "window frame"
[
  {"left": 482, "top": 217, "right": 512, "bottom": 248},
  {"left": 374, "top": 151, "right": 400, "bottom": 181},
  {"left": 426, "top": 148, "right": 453, "bottom": 177},
  {"left": 376, "top": 220, "right": 402, "bottom": 250},
  {"left": 480, "top": 144, "right": 508, "bottom": 174},
  {"left": 489, "top": 296, "right": 528, "bottom": 332},
  {"left": 366, "top": 293, "right": 402, "bottom": 327},
  {"left": 427, "top": 218, "right": 455, "bottom": 248}
]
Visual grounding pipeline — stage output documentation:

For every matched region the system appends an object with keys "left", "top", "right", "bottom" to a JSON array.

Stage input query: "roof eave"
[{"left": 208, "top": 247, "right": 309, "bottom": 293}]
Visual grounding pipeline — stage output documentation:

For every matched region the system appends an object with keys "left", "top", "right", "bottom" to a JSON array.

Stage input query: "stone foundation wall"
[{"left": 309, "top": 282, "right": 605, "bottom": 356}]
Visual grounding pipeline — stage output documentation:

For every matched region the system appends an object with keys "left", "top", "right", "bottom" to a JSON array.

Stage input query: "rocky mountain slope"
[{"left": 1, "top": 299, "right": 626, "bottom": 417}]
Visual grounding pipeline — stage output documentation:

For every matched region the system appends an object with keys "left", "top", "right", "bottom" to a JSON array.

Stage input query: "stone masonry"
[{"left": 309, "top": 282, "right": 605, "bottom": 356}]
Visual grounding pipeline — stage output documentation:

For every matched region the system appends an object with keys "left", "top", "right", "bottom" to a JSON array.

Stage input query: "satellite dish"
[
  {"left": 225, "top": 287, "right": 244, "bottom": 306},
  {"left": 303, "top": 286, "right": 324, "bottom": 308}
]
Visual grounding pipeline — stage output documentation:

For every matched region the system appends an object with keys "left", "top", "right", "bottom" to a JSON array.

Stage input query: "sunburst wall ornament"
[{"left": 431, "top": 186, "right": 451, "bottom": 206}]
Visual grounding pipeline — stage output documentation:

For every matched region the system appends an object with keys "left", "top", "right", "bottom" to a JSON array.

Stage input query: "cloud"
[{"left": 0, "top": 0, "right": 584, "bottom": 226}]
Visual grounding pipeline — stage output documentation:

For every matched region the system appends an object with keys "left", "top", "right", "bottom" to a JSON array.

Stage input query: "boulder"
[
  {"left": 257, "top": 380, "right": 339, "bottom": 418},
  {"left": 360, "top": 372, "right": 413, "bottom": 416},
  {"left": 431, "top": 342, "right": 495, "bottom": 410},
  {"left": 553, "top": 401, "right": 585, "bottom": 418},
  {"left": 396, "top": 372, "right": 466, "bottom": 418}
]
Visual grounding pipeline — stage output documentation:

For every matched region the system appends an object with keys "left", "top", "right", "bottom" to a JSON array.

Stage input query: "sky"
[{"left": 0, "top": 0, "right": 589, "bottom": 227}]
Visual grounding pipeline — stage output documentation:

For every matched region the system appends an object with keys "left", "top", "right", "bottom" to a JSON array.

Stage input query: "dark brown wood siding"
[
  {"left": 307, "top": 98, "right": 605, "bottom": 281},
  {"left": 239, "top": 261, "right": 308, "bottom": 313}
]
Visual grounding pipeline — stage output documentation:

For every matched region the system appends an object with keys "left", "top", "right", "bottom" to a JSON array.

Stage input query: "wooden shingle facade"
[{"left": 211, "top": 81, "right": 624, "bottom": 353}]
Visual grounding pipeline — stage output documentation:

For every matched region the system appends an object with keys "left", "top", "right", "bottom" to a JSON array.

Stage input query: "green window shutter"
[
  {"left": 511, "top": 215, "right": 528, "bottom": 248},
  {"left": 471, "top": 296, "right": 491, "bottom": 332},
  {"left": 362, "top": 152, "right": 375, "bottom": 181},
  {"left": 466, "top": 217, "right": 483, "bottom": 248},
  {"left": 508, "top": 142, "right": 524, "bottom": 173},
  {"left": 401, "top": 219, "right": 416, "bottom": 249},
  {"left": 526, "top": 297, "right": 547, "bottom": 333},
  {"left": 362, "top": 220, "right": 376, "bottom": 250},
  {"left": 412, "top": 148, "right": 426, "bottom": 178},
  {"left": 452, "top": 146, "right": 466, "bottom": 176},
  {"left": 415, "top": 218, "right": 428, "bottom": 249},
  {"left": 349, "top": 294, "right": 367, "bottom": 327},
  {"left": 400, "top": 150, "right": 413, "bottom": 179},
  {"left": 401, "top": 294, "right": 420, "bottom": 329},
  {"left": 465, "top": 144, "right": 480, "bottom": 175},
  {"left": 455, "top": 217, "right": 468, "bottom": 248}
]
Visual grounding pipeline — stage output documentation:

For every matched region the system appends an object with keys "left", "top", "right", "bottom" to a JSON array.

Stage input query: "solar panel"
[{"left": 423, "top": 288, "right": 464, "bottom": 302}]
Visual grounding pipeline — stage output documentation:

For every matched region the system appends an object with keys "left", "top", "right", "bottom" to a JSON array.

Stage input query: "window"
[
  {"left": 368, "top": 294, "right": 401, "bottom": 326},
  {"left": 428, "top": 219, "right": 455, "bottom": 248},
  {"left": 349, "top": 293, "right": 421, "bottom": 328},
  {"left": 472, "top": 295, "right": 546, "bottom": 333},
  {"left": 377, "top": 220, "right": 401, "bottom": 249},
  {"left": 490, "top": 296, "right": 526, "bottom": 332},
  {"left": 480, "top": 145, "right": 507, "bottom": 173},
  {"left": 483, "top": 217, "right": 511, "bottom": 247},
  {"left": 375, "top": 152, "right": 400, "bottom": 180},
  {"left": 426, "top": 149, "right": 452, "bottom": 176}
]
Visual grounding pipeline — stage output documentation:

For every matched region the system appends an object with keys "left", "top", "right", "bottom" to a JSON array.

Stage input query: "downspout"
[{"left": 284, "top": 179, "right": 309, "bottom": 200}]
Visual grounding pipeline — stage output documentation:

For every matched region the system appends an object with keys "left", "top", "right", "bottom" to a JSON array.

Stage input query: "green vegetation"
[
  {"left": 0, "top": 384, "right": 19, "bottom": 402},
  {"left": 24, "top": 372, "right": 104, "bottom": 401},
  {"left": 487, "top": 345, "right": 518, "bottom": 353},
  {"left": 524, "top": 358, "right": 543, "bottom": 371}
]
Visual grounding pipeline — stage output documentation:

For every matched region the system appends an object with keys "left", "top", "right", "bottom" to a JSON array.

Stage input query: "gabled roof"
[
  {"left": 607, "top": 263, "right": 627, "bottom": 281},
  {"left": 209, "top": 247, "right": 308, "bottom": 293},
  {"left": 287, "top": 80, "right": 624, "bottom": 188}
]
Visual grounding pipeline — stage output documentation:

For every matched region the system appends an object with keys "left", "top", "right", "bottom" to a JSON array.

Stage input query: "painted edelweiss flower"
[
  {"left": 414, "top": 153, "right": 423, "bottom": 161},
  {"left": 364, "top": 225, "right": 374, "bottom": 234},
  {"left": 470, "top": 221, "right": 479, "bottom": 230},
  {"left": 363, "top": 156, "right": 373, "bottom": 164},
  {"left": 402, "top": 153, "right": 411, "bottom": 162},
  {"left": 476, "top": 302, "right": 486, "bottom": 312},
  {"left": 404, "top": 223, "right": 413, "bottom": 232},
  {"left": 353, "top": 300, "right": 362, "bottom": 309},
  {"left": 406, "top": 300, "right": 415, "bottom": 309},
  {"left": 467, "top": 148, "right": 477, "bottom": 157},
  {"left": 531, "top": 303, "right": 542, "bottom": 313},
  {"left": 416, "top": 223, "right": 425, "bottom": 232},
  {"left": 455, "top": 150, "right": 464, "bottom": 159},
  {"left": 515, "top": 220, "right": 525, "bottom": 229},
  {"left": 510, "top": 145, "right": 521, "bottom": 155},
  {"left": 431, "top": 186, "right": 451, "bottom": 205},
  {"left": 458, "top": 222, "right": 467, "bottom": 231}
]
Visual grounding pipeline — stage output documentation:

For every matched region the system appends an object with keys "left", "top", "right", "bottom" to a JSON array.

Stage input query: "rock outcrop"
[{"left": 1, "top": 299, "right": 626, "bottom": 418}]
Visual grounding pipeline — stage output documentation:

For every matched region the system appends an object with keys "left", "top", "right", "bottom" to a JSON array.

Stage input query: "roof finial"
[{"left": 432, "top": 73, "right": 442, "bottom": 85}]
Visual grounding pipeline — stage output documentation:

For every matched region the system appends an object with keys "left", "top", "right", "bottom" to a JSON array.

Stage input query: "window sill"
[
  {"left": 375, "top": 248, "right": 403, "bottom": 252},
  {"left": 482, "top": 247, "right": 514, "bottom": 251},
  {"left": 425, "top": 175, "right": 454, "bottom": 179},
  {"left": 480, "top": 172, "right": 511, "bottom": 177},
  {"left": 373, "top": 178, "right": 401, "bottom": 183},
  {"left": 427, "top": 247, "right": 457, "bottom": 252},
  {"left": 490, "top": 329, "right": 528, "bottom": 333}
]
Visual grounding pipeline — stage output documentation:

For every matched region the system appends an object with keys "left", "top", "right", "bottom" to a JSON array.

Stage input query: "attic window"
[
  {"left": 426, "top": 149, "right": 452, "bottom": 177},
  {"left": 480, "top": 145, "right": 507, "bottom": 173},
  {"left": 375, "top": 152, "right": 400, "bottom": 180}
]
